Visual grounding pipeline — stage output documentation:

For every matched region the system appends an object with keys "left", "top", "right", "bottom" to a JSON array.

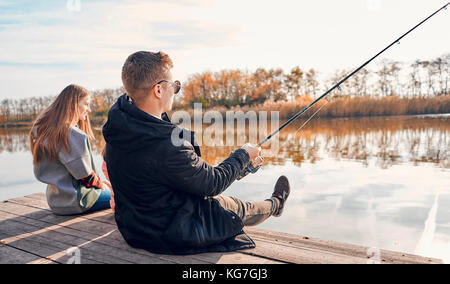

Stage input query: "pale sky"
[{"left": 0, "top": 0, "right": 449, "bottom": 99}]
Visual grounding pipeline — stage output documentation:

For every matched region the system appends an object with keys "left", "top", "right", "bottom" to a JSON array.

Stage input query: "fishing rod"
[{"left": 238, "top": 2, "right": 449, "bottom": 179}]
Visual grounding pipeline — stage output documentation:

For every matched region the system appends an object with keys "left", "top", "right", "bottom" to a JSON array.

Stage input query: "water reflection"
[
  {"left": 194, "top": 115, "right": 450, "bottom": 169},
  {"left": 0, "top": 128, "right": 30, "bottom": 153},
  {"left": 1, "top": 115, "right": 449, "bottom": 169},
  {"left": 1, "top": 115, "right": 449, "bottom": 261}
]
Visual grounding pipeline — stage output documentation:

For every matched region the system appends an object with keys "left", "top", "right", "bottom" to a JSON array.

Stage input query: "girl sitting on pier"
[{"left": 29, "top": 84, "right": 111, "bottom": 215}]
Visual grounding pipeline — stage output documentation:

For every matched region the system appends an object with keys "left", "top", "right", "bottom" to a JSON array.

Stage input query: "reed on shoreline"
[{"left": 172, "top": 95, "right": 450, "bottom": 120}]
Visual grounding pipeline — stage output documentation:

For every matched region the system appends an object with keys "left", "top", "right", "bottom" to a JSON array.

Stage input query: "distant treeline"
[
  {"left": 180, "top": 54, "right": 449, "bottom": 108},
  {"left": 0, "top": 88, "right": 125, "bottom": 126},
  {"left": 1, "top": 54, "right": 449, "bottom": 125}
]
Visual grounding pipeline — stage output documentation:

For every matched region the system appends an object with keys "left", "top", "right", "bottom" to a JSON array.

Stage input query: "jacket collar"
[
  {"left": 120, "top": 94, "right": 173, "bottom": 126},
  {"left": 115, "top": 94, "right": 201, "bottom": 156}
]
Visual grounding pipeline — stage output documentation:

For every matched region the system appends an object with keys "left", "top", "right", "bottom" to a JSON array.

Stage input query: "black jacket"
[{"left": 102, "top": 94, "right": 255, "bottom": 254}]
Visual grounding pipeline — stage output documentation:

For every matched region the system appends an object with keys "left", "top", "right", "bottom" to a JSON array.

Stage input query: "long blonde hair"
[{"left": 29, "top": 84, "right": 95, "bottom": 164}]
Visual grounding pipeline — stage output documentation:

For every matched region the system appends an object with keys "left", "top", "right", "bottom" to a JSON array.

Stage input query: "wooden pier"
[{"left": 0, "top": 193, "right": 442, "bottom": 264}]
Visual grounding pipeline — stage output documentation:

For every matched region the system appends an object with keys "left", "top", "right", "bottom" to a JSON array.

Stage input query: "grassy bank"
[
  {"left": 172, "top": 95, "right": 450, "bottom": 119},
  {"left": 0, "top": 119, "right": 33, "bottom": 129}
]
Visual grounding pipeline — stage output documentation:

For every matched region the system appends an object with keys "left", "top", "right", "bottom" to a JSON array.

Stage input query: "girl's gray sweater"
[{"left": 32, "top": 126, "right": 102, "bottom": 215}]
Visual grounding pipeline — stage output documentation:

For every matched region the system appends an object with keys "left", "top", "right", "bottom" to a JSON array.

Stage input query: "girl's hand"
[{"left": 102, "top": 180, "right": 115, "bottom": 213}]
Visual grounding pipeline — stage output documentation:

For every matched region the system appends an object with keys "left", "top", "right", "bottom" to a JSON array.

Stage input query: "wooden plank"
[
  {"left": 0, "top": 217, "right": 119, "bottom": 264},
  {"left": 245, "top": 237, "right": 368, "bottom": 264},
  {"left": 4, "top": 196, "right": 289, "bottom": 264},
  {"left": 4, "top": 196, "right": 285, "bottom": 264},
  {"left": 4, "top": 194, "right": 443, "bottom": 264},
  {"left": 245, "top": 228, "right": 442, "bottom": 264},
  {"left": 0, "top": 203, "right": 199, "bottom": 264},
  {"left": 0, "top": 244, "right": 56, "bottom": 264},
  {"left": 22, "top": 192, "right": 48, "bottom": 201},
  {"left": 0, "top": 200, "right": 375, "bottom": 264},
  {"left": 11, "top": 195, "right": 116, "bottom": 225},
  {"left": 1, "top": 200, "right": 282, "bottom": 264},
  {"left": 0, "top": 201, "right": 122, "bottom": 241},
  {"left": 0, "top": 202, "right": 281, "bottom": 264}
]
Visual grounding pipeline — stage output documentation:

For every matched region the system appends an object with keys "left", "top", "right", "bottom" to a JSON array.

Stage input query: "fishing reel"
[{"left": 237, "top": 156, "right": 264, "bottom": 180}]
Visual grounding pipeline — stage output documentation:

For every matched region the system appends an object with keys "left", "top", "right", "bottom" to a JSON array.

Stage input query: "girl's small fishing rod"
[
  {"left": 238, "top": 2, "right": 449, "bottom": 178},
  {"left": 258, "top": 2, "right": 449, "bottom": 147}
]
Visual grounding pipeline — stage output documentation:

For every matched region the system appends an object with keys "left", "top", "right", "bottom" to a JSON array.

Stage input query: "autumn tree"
[
  {"left": 348, "top": 68, "right": 370, "bottom": 97},
  {"left": 182, "top": 72, "right": 219, "bottom": 107},
  {"left": 249, "top": 68, "right": 286, "bottom": 104},
  {"left": 214, "top": 69, "right": 247, "bottom": 106},
  {"left": 419, "top": 60, "right": 436, "bottom": 97},
  {"left": 444, "top": 53, "right": 450, "bottom": 95},
  {"left": 305, "top": 68, "right": 320, "bottom": 98},
  {"left": 326, "top": 69, "right": 353, "bottom": 97},
  {"left": 431, "top": 57, "right": 446, "bottom": 96},
  {"left": 408, "top": 60, "right": 423, "bottom": 97},
  {"left": 284, "top": 66, "right": 304, "bottom": 100},
  {"left": 0, "top": 99, "right": 10, "bottom": 123},
  {"left": 377, "top": 60, "right": 401, "bottom": 97}
]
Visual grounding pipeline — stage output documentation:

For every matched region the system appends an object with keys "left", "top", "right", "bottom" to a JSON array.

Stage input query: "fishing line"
[
  {"left": 258, "top": 2, "right": 450, "bottom": 147},
  {"left": 238, "top": 2, "right": 449, "bottom": 178},
  {"left": 293, "top": 99, "right": 330, "bottom": 137}
]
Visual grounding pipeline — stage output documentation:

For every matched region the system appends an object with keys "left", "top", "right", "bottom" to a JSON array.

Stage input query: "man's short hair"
[{"left": 121, "top": 51, "right": 173, "bottom": 103}]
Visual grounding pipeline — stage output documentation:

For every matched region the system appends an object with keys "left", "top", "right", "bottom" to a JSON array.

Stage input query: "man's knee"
[{"left": 213, "top": 195, "right": 244, "bottom": 218}]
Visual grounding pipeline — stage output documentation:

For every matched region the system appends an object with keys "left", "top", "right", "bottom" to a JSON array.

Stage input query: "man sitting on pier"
[{"left": 102, "top": 51, "right": 290, "bottom": 255}]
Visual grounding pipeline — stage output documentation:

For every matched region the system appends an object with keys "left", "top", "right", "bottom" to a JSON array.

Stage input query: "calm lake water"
[{"left": 1, "top": 115, "right": 449, "bottom": 262}]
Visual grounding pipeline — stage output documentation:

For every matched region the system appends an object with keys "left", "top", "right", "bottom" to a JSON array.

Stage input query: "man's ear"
[{"left": 153, "top": 85, "right": 163, "bottom": 99}]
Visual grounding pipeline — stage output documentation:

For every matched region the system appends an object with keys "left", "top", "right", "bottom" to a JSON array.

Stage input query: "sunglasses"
[{"left": 154, "top": 79, "right": 181, "bottom": 95}]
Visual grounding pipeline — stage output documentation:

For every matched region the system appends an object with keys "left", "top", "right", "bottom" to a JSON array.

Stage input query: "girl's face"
[{"left": 78, "top": 95, "right": 91, "bottom": 121}]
